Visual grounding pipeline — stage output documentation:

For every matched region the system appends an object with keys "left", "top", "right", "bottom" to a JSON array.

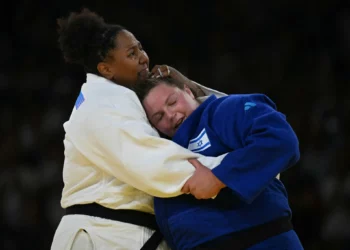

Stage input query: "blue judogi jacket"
[{"left": 154, "top": 94, "right": 300, "bottom": 250}]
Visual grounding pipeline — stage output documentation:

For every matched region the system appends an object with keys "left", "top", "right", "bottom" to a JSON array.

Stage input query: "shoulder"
[
  {"left": 81, "top": 87, "right": 147, "bottom": 132},
  {"left": 84, "top": 74, "right": 143, "bottom": 113},
  {"left": 214, "top": 94, "right": 276, "bottom": 111},
  {"left": 206, "top": 94, "right": 277, "bottom": 125}
]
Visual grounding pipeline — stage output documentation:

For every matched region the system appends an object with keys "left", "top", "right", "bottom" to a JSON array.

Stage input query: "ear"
[
  {"left": 97, "top": 62, "right": 114, "bottom": 80},
  {"left": 184, "top": 85, "right": 195, "bottom": 99}
]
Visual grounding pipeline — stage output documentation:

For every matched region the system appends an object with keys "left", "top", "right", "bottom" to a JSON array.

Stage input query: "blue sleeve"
[{"left": 210, "top": 94, "right": 300, "bottom": 203}]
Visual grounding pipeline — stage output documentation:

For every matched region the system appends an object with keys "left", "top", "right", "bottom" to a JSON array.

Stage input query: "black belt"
[
  {"left": 66, "top": 203, "right": 163, "bottom": 250},
  {"left": 194, "top": 216, "right": 293, "bottom": 250}
]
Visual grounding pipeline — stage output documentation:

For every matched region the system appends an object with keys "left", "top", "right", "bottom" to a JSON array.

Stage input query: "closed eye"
[
  {"left": 168, "top": 95, "right": 177, "bottom": 106},
  {"left": 128, "top": 49, "right": 136, "bottom": 57},
  {"left": 169, "top": 100, "right": 176, "bottom": 106},
  {"left": 153, "top": 112, "right": 163, "bottom": 124}
]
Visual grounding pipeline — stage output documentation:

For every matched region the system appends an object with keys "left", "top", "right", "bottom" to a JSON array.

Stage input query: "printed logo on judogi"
[
  {"left": 75, "top": 92, "right": 85, "bottom": 109},
  {"left": 244, "top": 101, "right": 256, "bottom": 111},
  {"left": 188, "top": 128, "right": 211, "bottom": 153}
]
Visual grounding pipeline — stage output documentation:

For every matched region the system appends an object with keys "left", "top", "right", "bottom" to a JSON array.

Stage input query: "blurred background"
[{"left": 1, "top": 0, "right": 349, "bottom": 249}]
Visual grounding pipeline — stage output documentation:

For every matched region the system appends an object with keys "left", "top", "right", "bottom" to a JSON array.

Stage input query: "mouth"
[
  {"left": 174, "top": 117, "right": 185, "bottom": 130},
  {"left": 138, "top": 67, "right": 150, "bottom": 79}
]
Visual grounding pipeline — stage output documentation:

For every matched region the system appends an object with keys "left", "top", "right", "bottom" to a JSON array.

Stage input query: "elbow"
[{"left": 281, "top": 130, "right": 300, "bottom": 166}]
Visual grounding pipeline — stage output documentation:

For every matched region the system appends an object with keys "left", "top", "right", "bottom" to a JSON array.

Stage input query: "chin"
[
  {"left": 138, "top": 71, "right": 150, "bottom": 81},
  {"left": 159, "top": 131, "right": 172, "bottom": 139}
]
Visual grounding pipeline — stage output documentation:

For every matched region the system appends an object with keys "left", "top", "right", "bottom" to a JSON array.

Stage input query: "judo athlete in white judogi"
[{"left": 52, "top": 9, "right": 227, "bottom": 250}]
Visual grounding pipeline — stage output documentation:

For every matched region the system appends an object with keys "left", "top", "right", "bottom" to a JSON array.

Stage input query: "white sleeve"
[
  {"left": 73, "top": 96, "right": 226, "bottom": 198},
  {"left": 192, "top": 81, "right": 227, "bottom": 98}
]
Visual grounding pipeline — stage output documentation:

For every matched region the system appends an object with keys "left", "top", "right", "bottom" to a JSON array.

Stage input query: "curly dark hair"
[{"left": 57, "top": 8, "right": 125, "bottom": 74}]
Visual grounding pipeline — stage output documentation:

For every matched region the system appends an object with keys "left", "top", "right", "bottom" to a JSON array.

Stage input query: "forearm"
[
  {"left": 187, "top": 80, "right": 206, "bottom": 97},
  {"left": 86, "top": 121, "right": 226, "bottom": 197},
  {"left": 212, "top": 128, "right": 299, "bottom": 203},
  {"left": 189, "top": 80, "right": 226, "bottom": 98}
]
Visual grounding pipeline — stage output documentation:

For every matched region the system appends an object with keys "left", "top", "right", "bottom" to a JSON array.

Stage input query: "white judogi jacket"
[{"left": 51, "top": 74, "right": 226, "bottom": 250}]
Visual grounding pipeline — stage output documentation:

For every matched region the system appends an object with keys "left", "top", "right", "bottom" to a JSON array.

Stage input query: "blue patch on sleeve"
[
  {"left": 75, "top": 92, "right": 85, "bottom": 109},
  {"left": 244, "top": 102, "right": 256, "bottom": 111}
]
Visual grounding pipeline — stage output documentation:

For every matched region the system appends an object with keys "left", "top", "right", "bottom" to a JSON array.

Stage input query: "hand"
[
  {"left": 151, "top": 64, "right": 188, "bottom": 82},
  {"left": 181, "top": 159, "right": 226, "bottom": 199},
  {"left": 151, "top": 64, "right": 205, "bottom": 97}
]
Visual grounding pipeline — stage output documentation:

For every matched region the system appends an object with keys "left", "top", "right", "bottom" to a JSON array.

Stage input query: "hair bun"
[{"left": 57, "top": 8, "right": 106, "bottom": 65}]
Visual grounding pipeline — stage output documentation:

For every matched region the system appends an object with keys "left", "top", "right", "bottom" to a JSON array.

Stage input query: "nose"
[
  {"left": 164, "top": 109, "right": 175, "bottom": 123},
  {"left": 139, "top": 50, "right": 149, "bottom": 65}
]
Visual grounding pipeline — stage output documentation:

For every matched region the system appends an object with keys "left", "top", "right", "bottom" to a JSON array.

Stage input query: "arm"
[
  {"left": 167, "top": 68, "right": 226, "bottom": 98},
  {"left": 188, "top": 81, "right": 227, "bottom": 98},
  {"left": 211, "top": 94, "right": 300, "bottom": 203},
  {"left": 151, "top": 65, "right": 226, "bottom": 98},
  {"left": 70, "top": 94, "right": 226, "bottom": 198}
]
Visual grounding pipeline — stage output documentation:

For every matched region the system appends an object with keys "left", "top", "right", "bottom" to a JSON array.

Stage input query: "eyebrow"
[{"left": 126, "top": 41, "right": 141, "bottom": 51}]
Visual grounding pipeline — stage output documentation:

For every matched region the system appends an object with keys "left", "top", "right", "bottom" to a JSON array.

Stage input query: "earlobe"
[{"left": 97, "top": 62, "right": 113, "bottom": 79}]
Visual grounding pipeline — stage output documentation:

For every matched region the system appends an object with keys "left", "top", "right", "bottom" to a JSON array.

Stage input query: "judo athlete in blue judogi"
[{"left": 136, "top": 77, "right": 304, "bottom": 250}]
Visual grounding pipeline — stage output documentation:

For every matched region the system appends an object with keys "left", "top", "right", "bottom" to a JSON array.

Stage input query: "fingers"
[
  {"left": 192, "top": 189, "right": 215, "bottom": 200},
  {"left": 191, "top": 188, "right": 206, "bottom": 200},
  {"left": 188, "top": 158, "right": 204, "bottom": 170},
  {"left": 150, "top": 65, "right": 171, "bottom": 78},
  {"left": 183, "top": 180, "right": 214, "bottom": 199},
  {"left": 181, "top": 180, "right": 190, "bottom": 194},
  {"left": 182, "top": 181, "right": 202, "bottom": 199},
  {"left": 150, "top": 65, "right": 159, "bottom": 75},
  {"left": 190, "top": 188, "right": 201, "bottom": 199}
]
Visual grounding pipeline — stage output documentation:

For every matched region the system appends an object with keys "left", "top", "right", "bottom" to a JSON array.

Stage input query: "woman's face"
[
  {"left": 102, "top": 30, "right": 150, "bottom": 87},
  {"left": 142, "top": 83, "right": 199, "bottom": 137}
]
